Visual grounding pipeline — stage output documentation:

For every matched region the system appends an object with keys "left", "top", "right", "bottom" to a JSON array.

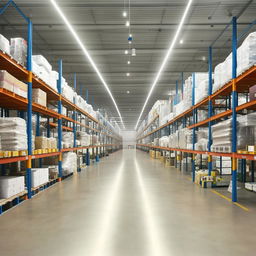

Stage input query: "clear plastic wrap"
[
  {"left": 10, "top": 38, "right": 27, "bottom": 66},
  {"left": 0, "top": 176, "right": 25, "bottom": 198},
  {"left": 77, "top": 131, "right": 90, "bottom": 146},
  {"left": 31, "top": 168, "right": 49, "bottom": 188},
  {"left": 62, "top": 152, "right": 77, "bottom": 175},
  {"left": 0, "top": 117, "right": 27, "bottom": 151},
  {"left": 32, "top": 55, "right": 52, "bottom": 73},
  {"left": 0, "top": 34, "right": 10, "bottom": 55}
]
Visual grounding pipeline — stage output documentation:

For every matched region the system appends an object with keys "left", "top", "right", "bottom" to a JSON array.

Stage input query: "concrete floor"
[{"left": 0, "top": 149, "right": 256, "bottom": 256}]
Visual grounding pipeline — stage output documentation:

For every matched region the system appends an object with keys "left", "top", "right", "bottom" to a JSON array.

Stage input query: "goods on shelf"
[
  {"left": 31, "top": 168, "right": 49, "bottom": 188},
  {"left": 77, "top": 132, "right": 90, "bottom": 146},
  {"left": 245, "top": 182, "right": 256, "bottom": 191},
  {"left": 32, "top": 55, "right": 52, "bottom": 74},
  {"left": 62, "top": 132, "right": 74, "bottom": 148},
  {"left": 0, "top": 34, "right": 10, "bottom": 54},
  {"left": 214, "top": 32, "right": 256, "bottom": 93},
  {"left": 0, "top": 176, "right": 25, "bottom": 198},
  {"left": 35, "top": 136, "right": 57, "bottom": 150},
  {"left": 195, "top": 128, "right": 208, "bottom": 151},
  {"left": 0, "top": 70, "right": 27, "bottom": 98},
  {"left": 32, "top": 88, "right": 47, "bottom": 107},
  {"left": 0, "top": 117, "right": 27, "bottom": 151},
  {"left": 193, "top": 73, "right": 209, "bottom": 104},
  {"left": 237, "top": 112, "right": 256, "bottom": 150},
  {"left": 211, "top": 119, "right": 232, "bottom": 152},
  {"left": 10, "top": 38, "right": 27, "bottom": 66},
  {"left": 249, "top": 85, "right": 256, "bottom": 101},
  {"left": 91, "top": 135, "right": 99, "bottom": 145},
  {"left": 48, "top": 166, "right": 58, "bottom": 180},
  {"left": 168, "top": 128, "right": 193, "bottom": 149},
  {"left": 62, "top": 152, "right": 77, "bottom": 175},
  {"left": 159, "top": 136, "right": 169, "bottom": 147},
  {"left": 214, "top": 156, "right": 231, "bottom": 174},
  {"left": 237, "top": 32, "right": 256, "bottom": 76}
]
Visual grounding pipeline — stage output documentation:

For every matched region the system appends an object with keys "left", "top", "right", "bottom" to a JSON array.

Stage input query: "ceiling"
[{"left": 0, "top": 0, "right": 255, "bottom": 129}]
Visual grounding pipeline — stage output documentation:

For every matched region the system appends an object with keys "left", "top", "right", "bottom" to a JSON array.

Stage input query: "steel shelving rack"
[
  {"left": 0, "top": 1, "right": 122, "bottom": 214},
  {"left": 137, "top": 16, "right": 256, "bottom": 202}
]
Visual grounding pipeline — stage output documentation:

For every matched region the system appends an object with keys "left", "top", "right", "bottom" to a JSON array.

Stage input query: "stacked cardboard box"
[
  {"left": 0, "top": 176, "right": 25, "bottom": 198},
  {"left": 32, "top": 88, "right": 47, "bottom": 107},
  {"left": 0, "top": 70, "right": 27, "bottom": 98}
]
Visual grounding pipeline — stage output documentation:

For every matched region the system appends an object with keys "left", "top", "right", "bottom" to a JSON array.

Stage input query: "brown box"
[{"left": 249, "top": 84, "right": 256, "bottom": 101}]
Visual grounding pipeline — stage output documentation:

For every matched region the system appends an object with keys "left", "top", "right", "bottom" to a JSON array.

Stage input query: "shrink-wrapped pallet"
[
  {"left": 32, "top": 88, "right": 47, "bottom": 107},
  {"left": 10, "top": 38, "right": 27, "bottom": 66},
  {"left": 159, "top": 136, "right": 169, "bottom": 147},
  {"left": 0, "top": 176, "right": 25, "bottom": 198},
  {"left": 0, "top": 118, "right": 27, "bottom": 151},
  {"left": 0, "top": 70, "right": 14, "bottom": 92},
  {"left": 32, "top": 55, "right": 52, "bottom": 73},
  {"left": 77, "top": 132, "right": 90, "bottom": 146},
  {"left": 0, "top": 34, "right": 10, "bottom": 54},
  {"left": 63, "top": 132, "right": 74, "bottom": 148},
  {"left": 62, "top": 152, "right": 77, "bottom": 175},
  {"left": 31, "top": 168, "right": 49, "bottom": 188}
]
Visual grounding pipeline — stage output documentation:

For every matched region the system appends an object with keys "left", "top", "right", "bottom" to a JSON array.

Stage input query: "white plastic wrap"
[
  {"left": 0, "top": 34, "right": 10, "bottom": 54},
  {"left": 10, "top": 38, "right": 27, "bottom": 66},
  {"left": 32, "top": 55, "right": 52, "bottom": 73},
  {"left": 31, "top": 168, "right": 49, "bottom": 188},
  {"left": 0, "top": 176, "right": 25, "bottom": 198},
  {"left": 159, "top": 136, "right": 169, "bottom": 147},
  {"left": 62, "top": 152, "right": 77, "bottom": 175},
  {"left": 237, "top": 32, "right": 256, "bottom": 76},
  {"left": 77, "top": 132, "right": 90, "bottom": 146},
  {"left": 0, "top": 117, "right": 27, "bottom": 151}
]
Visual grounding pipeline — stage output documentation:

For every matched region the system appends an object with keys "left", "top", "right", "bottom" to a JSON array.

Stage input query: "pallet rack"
[
  {"left": 137, "top": 16, "right": 256, "bottom": 202},
  {"left": 0, "top": 1, "right": 122, "bottom": 214}
]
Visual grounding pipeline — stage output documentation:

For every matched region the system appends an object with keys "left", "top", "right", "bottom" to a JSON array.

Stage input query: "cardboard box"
[
  {"left": 32, "top": 88, "right": 47, "bottom": 107},
  {"left": 0, "top": 70, "right": 14, "bottom": 92}
]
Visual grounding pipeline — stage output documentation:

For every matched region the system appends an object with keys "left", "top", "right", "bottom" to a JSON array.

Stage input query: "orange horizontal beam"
[{"left": 32, "top": 152, "right": 60, "bottom": 159}]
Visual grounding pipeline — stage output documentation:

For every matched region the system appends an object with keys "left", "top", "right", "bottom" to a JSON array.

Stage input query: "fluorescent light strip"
[
  {"left": 134, "top": 0, "right": 193, "bottom": 130},
  {"left": 50, "top": 0, "right": 125, "bottom": 129}
]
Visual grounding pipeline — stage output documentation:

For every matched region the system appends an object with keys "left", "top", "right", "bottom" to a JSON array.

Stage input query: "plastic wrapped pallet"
[
  {"left": 31, "top": 168, "right": 49, "bottom": 188},
  {"left": 211, "top": 119, "right": 232, "bottom": 152},
  {"left": 159, "top": 136, "right": 169, "bottom": 147},
  {"left": 13, "top": 79, "right": 27, "bottom": 98},
  {"left": 0, "top": 118, "right": 27, "bottom": 151},
  {"left": 0, "top": 176, "right": 25, "bottom": 198},
  {"left": 10, "top": 38, "right": 27, "bottom": 66},
  {"left": 32, "top": 55, "right": 52, "bottom": 74},
  {"left": 63, "top": 132, "right": 74, "bottom": 148},
  {"left": 0, "top": 70, "right": 14, "bottom": 92},
  {"left": 77, "top": 132, "right": 90, "bottom": 146},
  {"left": 0, "top": 34, "right": 10, "bottom": 54},
  {"left": 32, "top": 88, "right": 47, "bottom": 107},
  {"left": 237, "top": 32, "right": 256, "bottom": 76},
  {"left": 62, "top": 152, "right": 77, "bottom": 175}
]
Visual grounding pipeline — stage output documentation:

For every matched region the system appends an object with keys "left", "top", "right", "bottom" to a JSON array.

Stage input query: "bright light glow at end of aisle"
[
  {"left": 134, "top": 0, "right": 193, "bottom": 130},
  {"left": 50, "top": 0, "right": 125, "bottom": 129}
]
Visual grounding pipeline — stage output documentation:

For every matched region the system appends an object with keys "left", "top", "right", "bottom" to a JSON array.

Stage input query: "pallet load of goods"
[{"left": 137, "top": 31, "right": 256, "bottom": 191}]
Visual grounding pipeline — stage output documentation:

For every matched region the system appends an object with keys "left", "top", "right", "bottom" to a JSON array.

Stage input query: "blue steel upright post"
[
  {"left": 26, "top": 19, "right": 33, "bottom": 199},
  {"left": 57, "top": 60, "right": 63, "bottom": 180},
  {"left": 231, "top": 17, "right": 238, "bottom": 202},
  {"left": 208, "top": 46, "right": 213, "bottom": 176},
  {"left": 73, "top": 73, "right": 77, "bottom": 148},
  {"left": 192, "top": 73, "right": 196, "bottom": 182}
]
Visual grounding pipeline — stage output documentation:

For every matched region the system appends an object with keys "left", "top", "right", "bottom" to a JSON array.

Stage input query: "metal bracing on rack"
[
  {"left": 136, "top": 15, "right": 256, "bottom": 203},
  {"left": 0, "top": 1, "right": 122, "bottom": 212}
]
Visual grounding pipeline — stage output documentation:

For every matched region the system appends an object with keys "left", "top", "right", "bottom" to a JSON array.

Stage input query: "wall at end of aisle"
[{"left": 121, "top": 131, "right": 136, "bottom": 149}]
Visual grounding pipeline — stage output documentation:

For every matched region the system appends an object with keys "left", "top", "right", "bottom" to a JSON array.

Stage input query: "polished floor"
[{"left": 0, "top": 149, "right": 256, "bottom": 256}]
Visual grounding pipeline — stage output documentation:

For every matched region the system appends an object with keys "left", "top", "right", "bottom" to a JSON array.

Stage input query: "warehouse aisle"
[{"left": 0, "top": 149, "right": 256, "bottom": 256}]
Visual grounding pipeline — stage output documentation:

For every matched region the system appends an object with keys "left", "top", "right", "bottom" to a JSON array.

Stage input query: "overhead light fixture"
[
  {"left": 125, "top": 50, "right": 128, "bottom": 55},
  {"left": 126, "top": 73, "right": 130, "bottom": 77},
  {"left": 127, "top": 90, "right": 130, "bottom": 94},
  {"left": 125, "top": 20, "right": 130, "bottom": 27},
  {"left": 129, "top": 34, "right": 132, "bottom": 37},
  {"left": 123, "top": 11, "right": 127, "bottom": 17},
  {"left": 202, "top": 56, "right": 206, "bottom": 61},
  {"left": 132, "top": 48, "right": 136, "bottom": 56},
  {"left": 134, "top": 0, "right": 193, "bottom": 130},
  {"left": 127, "top": 60, "right": 131, "bottom": 65},
  {"left": 179, "top": 39, "right": 184, "bottom": 44},
  {"left": 50, "top": 0, "right": 125, "bottom": 129},
  {"left": 129, "top": 41, "right": 132, "bottom": 44}
]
